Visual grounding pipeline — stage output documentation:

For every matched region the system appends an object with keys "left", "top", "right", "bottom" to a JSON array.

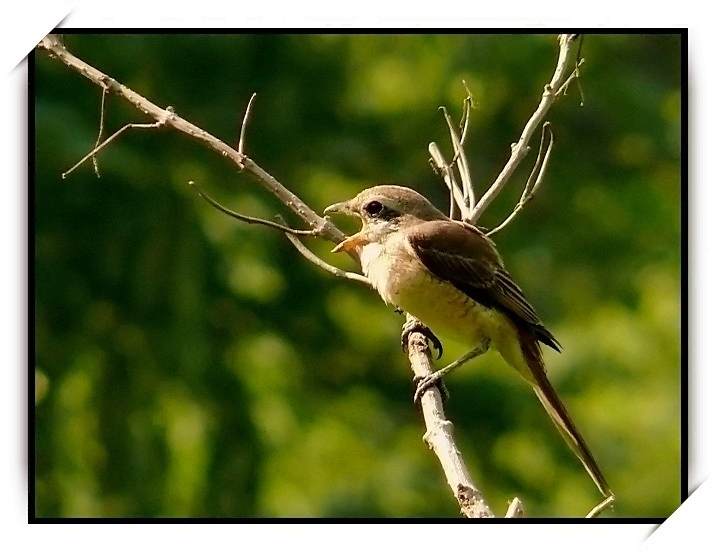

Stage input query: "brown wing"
[{"left": 405, "top": 220, "right": 560, "bottom": 352}]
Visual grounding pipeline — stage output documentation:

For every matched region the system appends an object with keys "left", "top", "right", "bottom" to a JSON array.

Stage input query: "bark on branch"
[
  {"left": 37, "top": 34, "right": 344, "bottom": 246},
  {"left": 406, "top": 318, "right": 516, "bottom": 518}
]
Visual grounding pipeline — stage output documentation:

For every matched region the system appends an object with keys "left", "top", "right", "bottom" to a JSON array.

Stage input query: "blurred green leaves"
[{"left": 34, "top": 33, "right": 681, "bottom": 518}]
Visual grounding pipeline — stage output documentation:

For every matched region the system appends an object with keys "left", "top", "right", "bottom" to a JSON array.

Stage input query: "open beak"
[
  {"left": 324, "top": 199, "right": 366, "bottom": 253},
  {"left": 331, "top": 231, "right": 370, "bottom": 253},
  {"left": 323, "top": 200, "right": 353, "bottom": 216}
]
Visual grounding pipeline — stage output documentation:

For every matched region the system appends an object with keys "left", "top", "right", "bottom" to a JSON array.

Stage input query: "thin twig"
[
  {"left": 62, "top": 121, "right": 163, "bottom": 179},
  {"left": 428, "top": 82, "right": 475, "bottom": 221},
  {"left": 189, "top": 181, "right": 318, "bottom": 236},
  {"left": 555, "top": 58, "right": 586, "bottom": 98},
  {"left": 586, "top": 494, "right": 615, "bottom": 519},
  {"left": 487, "top": 122, "right": 554, "bottom": 236},
  {"left": 440, "top": 107, "right": 474, "bottom": 214},
  {"left": 458, "top": 80, "right": 475, "bottom": 146},
  {"left": 276, "top": 216, "right": 371, "bottom": 285},
  {"left": 238, "top": 92, "right": 257, "bottom": 156},
  {"left": 91, "top": 87, "right": 108, "bottom": 178},
  {"left": 574, "top": 35, "right": 585, "bottom": 106},
  {"left": 428, "top": 141, "right": 465, "bottom": 220},
  {"left": 37, "top": 35, "right": 345, "bottom": 246},
  {"left": 469, "top": 34, "right": 581, "bottom": 223}
]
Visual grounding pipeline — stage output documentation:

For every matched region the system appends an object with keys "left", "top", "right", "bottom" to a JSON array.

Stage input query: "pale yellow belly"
[
  {"left": 390, "top": 263, "right": 505, "bottom": 346},
  {"left": 360, "top": 239, "right": 530, "bottom": 379}
]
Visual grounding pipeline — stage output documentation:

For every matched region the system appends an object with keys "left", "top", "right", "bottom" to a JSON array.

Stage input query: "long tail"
[{"left": 518, "top": 328, "right": 613, "bottom": 498}]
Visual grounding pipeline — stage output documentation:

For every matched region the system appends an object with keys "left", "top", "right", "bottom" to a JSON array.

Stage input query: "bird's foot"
[
  {"left": 412, "top": 342, "right": 491, "bottom": 405},
  {"left": 413, "top": 371, "right": 449, "bottom": 405},
  {"left": 400, "top": 318, "right": 443, "bottom": 359}
]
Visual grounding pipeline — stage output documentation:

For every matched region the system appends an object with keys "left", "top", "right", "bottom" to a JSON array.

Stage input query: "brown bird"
[{"left": 325, "top": 184, "right": 612, "bottom": 498}]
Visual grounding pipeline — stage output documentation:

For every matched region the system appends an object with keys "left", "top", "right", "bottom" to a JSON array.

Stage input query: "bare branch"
[
  {"left": 428, "top": 141, "right": 465, "bottom": 220},
  {"left": 91, "top": 86, "right": 108, "bottom": 177},
  {"left": 458, "top": 80, "right": 475, "bottom": 146},
  {"left": 586, "top": 494, "right": 615, "bottom": 519},
  {"left": 428, "top": 82, "right": 475, "bottom": 221},
  {"left": 404, "top": 318, "right": 496, "bottom": 518},
  {"left": 238, "top": 92, "right": 257, "bottom": 156},
  {"left": 487, "top": 122, "right": 554, "bottom": 236},
  {"left": 62, "top": 120, "right": 164, "bottom": 179},
  {"left": 276, "top": 216, "right": 371, "bottom": 286},
  {"left": 468, "top": 34, "right": 581, "bottom": 223},
  {"left": 440, "top": 107, "right": 474, "bottom": 215},
  {"left": 37, "top": 34, "right": 346, "bottom": 246}
]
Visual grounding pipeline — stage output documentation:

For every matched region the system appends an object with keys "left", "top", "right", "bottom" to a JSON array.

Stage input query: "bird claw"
[
  {"left": 413, "top": 373, "right": 449, "bottom": 405},
  {"left": 400, "top": 319, "right": 443, "bottom": 359}
]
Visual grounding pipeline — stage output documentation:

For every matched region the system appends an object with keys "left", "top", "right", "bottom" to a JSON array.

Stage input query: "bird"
[{"left": 324, "top": 184, "right": 612, "bottom": 498}]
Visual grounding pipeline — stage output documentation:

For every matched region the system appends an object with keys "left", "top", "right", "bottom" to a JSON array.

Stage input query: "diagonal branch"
[
  {"left": 274, "top": 216, "right": 371, "bottom": 286},
  {"left": 404, "top": 323, "right": 494, "bottom": 518},
  {"left": 37, "top": 34, "right": 345, "bottom": 247},
  {"left": 487, "top": 122, "right": 554, "bottom": 236},
  {"left": 468, "top": 34, "right": 581, "bottom": 223},
  {"left": 404, "top": 320, "right": 524, "bottom": 518}
]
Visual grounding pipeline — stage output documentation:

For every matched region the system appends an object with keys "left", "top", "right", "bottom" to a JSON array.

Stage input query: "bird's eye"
[{"left": 364, "top": 200, "right": 384, "bottom": 217}]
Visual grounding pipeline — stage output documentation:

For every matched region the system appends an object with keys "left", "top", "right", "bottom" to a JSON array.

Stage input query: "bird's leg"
[
  {"left": 412, "top": 373, "right": 450, "bottom": 403},
  {"left": 401, "top": 316, "right": 443, "bottom": 359},
  {"left": 413, "top": 337, "right": 491, "bottom": 404}
]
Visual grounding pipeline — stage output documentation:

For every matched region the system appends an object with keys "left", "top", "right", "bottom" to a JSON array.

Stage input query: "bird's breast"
[{"left": 359, "top": 236, "right": 514, "bottom": 349}]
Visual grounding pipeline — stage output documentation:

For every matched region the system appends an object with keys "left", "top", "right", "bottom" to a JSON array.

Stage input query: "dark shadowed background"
[{"left": 33, "top": 33, "right": 681, "bottom": 518}]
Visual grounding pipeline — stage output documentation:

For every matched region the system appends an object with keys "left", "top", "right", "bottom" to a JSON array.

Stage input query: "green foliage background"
[{"left": 34, "top": 33, "right": 681, "bottom": 518}]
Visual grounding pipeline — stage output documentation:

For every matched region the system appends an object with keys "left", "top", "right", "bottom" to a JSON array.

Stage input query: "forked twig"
[
  {"left": 38, "top": 35, "right": 344, "bottom": 245},
  {"left": 429, "top": 141, "right": 464, "bottom": 220},
  {"left": 487, "top": 122, "right": 554, "bottom": 236},
  {"left": 556, "top": 58, "right": 586, "bottom": 99},
  {"left": 468, "top": 34, "right": 582, "bottom": 223},
  {"left": 428, "top": 82, "right": 476, "bottom": 221},
  {"left": 275, "top": 216, "right": 370, "bottom": 285},
  {"left": 189, "top": 180, "right": 365, "bottom": 283},
  {"left": 62, "top": 120, "right": 165, "bottom": 179},
  {"left": 441, "top": 106, "right": 474, "bottom": 214}
]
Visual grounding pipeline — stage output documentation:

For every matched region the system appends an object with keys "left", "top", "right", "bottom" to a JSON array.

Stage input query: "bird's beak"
[
  {"left": 325, "top": 198, "right": 366, "bottom": 253},
  {"left": 323, "top": 200, "right": 354, "bottom": 216},
  {"left": 331, "top": 230, "right": 371, "bottom": 253}
]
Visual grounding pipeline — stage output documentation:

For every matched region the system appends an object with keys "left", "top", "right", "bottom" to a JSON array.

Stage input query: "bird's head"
[{"left": 324, "top": 185, "right": 448, "bottom": 253}]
